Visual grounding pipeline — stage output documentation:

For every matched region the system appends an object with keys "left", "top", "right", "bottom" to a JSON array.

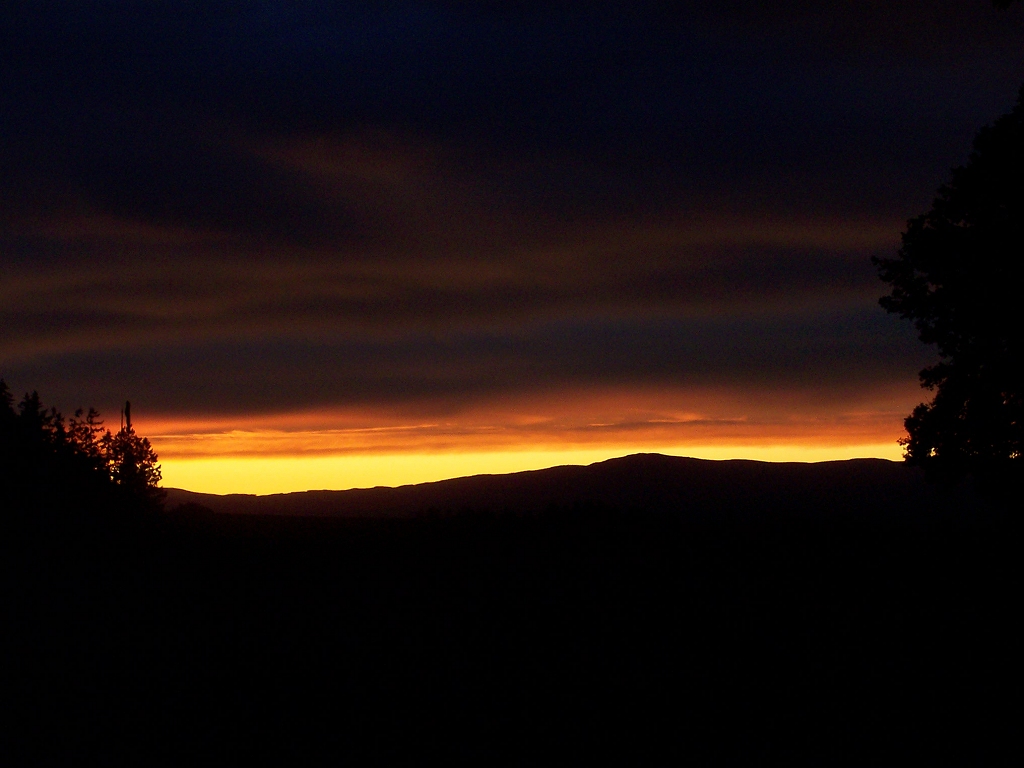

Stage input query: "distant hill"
[
  {"left": 13, "top": 453, "right": 1015, "bottom": 764},
  {"left": 163, "top": 453, "right": 995, "bottom": 520}
]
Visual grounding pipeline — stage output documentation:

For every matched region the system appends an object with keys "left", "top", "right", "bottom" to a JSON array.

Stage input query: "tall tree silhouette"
[
  {"left": 875, "top": 86, "right": 1023, "bottom": 482},
  {"left": 102, "top": 400, "right": 164, "bottom": 507}
]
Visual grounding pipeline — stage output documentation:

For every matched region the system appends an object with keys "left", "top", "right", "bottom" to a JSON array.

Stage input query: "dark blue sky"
[{"left": 2, "top": 1, "right": 1022, "bottom": 444}]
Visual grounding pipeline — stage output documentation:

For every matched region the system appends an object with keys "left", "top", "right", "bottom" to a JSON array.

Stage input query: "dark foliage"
[
  {"left": 874, "top": 85, "right": 1023, "bottom": 484},
  {"left": 0, "top": 379, "right": 164, "bottom": 516},
  {"left": 4, "top": 448, "right": 1015, "bottom": 765}
]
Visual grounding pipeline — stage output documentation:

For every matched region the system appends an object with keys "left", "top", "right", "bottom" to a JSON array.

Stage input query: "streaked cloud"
[{"left": 2, "top": 2, "right": 1021, "bottom": 489}]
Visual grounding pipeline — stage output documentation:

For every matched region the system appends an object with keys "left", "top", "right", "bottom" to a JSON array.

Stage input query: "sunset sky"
[{"left": 3, "top": 2, "right": 1023, "bottom": 493}]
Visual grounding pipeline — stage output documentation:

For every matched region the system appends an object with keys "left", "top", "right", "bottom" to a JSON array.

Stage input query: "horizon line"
[{"left": 160, "top": 444, "right": 904, "bottom": 496}]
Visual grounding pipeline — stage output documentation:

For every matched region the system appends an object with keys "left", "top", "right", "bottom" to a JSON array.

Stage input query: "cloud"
[
  {"left": 2, "top": 2, "right": 1019, "bottom": 458},
  {"left": 1, "top": 187, "right": 901, "bottom": 364},
  {"left": 3, "top": 299, "right": 929, "bottom": 422},
  {"left": 4, "top": 4, "right": 1022, "bottom": 229}
]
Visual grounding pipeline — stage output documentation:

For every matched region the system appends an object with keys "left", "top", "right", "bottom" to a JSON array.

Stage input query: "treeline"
[
  {"left": 0, "top": 378, "right": 163, "bottom": 516},
  {"left": 2, "top": 379, "right": 1015, "bottom": 765}
]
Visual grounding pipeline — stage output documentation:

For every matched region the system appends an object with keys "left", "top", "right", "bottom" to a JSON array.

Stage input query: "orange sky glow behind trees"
[
  {"left": 4, "top": 3, "right": 1022, "bottom": 494},
  {"left": 149, "top": 382, "right": 914, "bottom": 493}
]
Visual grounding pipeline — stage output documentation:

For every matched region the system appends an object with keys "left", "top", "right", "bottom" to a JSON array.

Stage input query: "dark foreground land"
[{"left": 4, "top": 455, "right": 1017, "bottom": 765}]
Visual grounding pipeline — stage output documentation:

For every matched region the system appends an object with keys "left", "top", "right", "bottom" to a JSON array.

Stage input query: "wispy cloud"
[{"left": 2, "top": 3, "right": 1020, "bottom": 480}]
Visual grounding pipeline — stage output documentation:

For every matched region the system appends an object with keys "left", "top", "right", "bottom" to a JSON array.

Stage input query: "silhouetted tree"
[
  {"left": 101, "top": 403, "right": 164, "bottom": 508},
  {"left": 68, "top": 407, "right": 106, "bottom": 466},
  {"left": 874, "top": 86, "right": 1023, "bottom": 483},
  {"left": 0, "top": 379, "right": 164, "bottom": 512},
  {"left": 0, "top": 380, "right": 17, "bottom": 488}
]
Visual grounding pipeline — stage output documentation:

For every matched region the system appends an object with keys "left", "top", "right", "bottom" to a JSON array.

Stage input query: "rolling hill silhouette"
[
  {"left": 10, "top": 454, "right": 1013, "bottom": 765},
  {"left": 164, "top": 453, "right": 991, "bottom": 520}
]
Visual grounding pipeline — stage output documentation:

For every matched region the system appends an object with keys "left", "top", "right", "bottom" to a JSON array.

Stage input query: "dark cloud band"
[{"left": 2, "top": 2, "right": 1020, "bottom": 440}]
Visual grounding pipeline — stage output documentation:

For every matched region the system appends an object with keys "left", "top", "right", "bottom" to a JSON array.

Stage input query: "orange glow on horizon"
[
  {"left": 160, "top": 442, "right": 906, "bottom": 496},
  {"left": 145, "top": 385, "right": 918, "bottom": 494}
]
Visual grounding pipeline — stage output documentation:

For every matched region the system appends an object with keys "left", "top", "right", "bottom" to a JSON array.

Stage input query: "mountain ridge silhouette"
[
  {"left": 164, "top": 453, "right": 991, "bottom": 520},
  {"left": 10, "top": 453, "right": 1014, "bottom": 764}
]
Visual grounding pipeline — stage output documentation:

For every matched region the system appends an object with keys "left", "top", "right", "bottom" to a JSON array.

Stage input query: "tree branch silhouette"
[
  {"left": 874, "top": 86, "right": 1023, "bottom": 485},
  {"left": 1, "top": 379, "right": 164, "bottom": 513}
]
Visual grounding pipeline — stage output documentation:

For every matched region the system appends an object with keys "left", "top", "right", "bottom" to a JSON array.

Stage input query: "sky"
[{"left": 3, "top": 1, "right": 1023, "bottom": 493}]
